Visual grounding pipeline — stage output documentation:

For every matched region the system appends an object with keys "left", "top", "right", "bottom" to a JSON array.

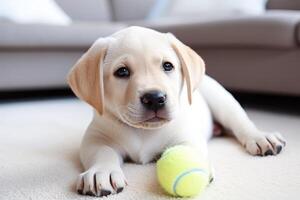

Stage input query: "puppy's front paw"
[
  {"left": 243, "top": 131, "right": 286, "bottom": 156},
  {"left": 76, "top": 168, "right": 127, "bottom": 197}
]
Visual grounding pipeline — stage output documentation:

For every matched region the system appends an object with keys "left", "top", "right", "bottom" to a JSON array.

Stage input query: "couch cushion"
[
  {"left": 0, "top": 22, "right": 126, "bottom": 49},
  {"left": 111, "top": 0, "right": 155, "bottom": 21},
  {"left": 55, "top": 0, "right": 112, "bottom": 21},
  {"left": 135, "top": 10, "right": 300, "bottom": 48}
]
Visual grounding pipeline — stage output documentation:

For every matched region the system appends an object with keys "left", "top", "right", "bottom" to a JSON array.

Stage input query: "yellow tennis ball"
[{"left": 157, "top": 145, "right": 210, "bottom": 197}]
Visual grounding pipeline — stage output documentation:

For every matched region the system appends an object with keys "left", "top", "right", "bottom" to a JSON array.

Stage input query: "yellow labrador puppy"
[{"left": 68, "top": 26, "right": 286, "bottom": 197}]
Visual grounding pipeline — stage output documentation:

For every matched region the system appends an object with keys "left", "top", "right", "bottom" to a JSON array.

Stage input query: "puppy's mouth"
[
  {"left": 121, "top": 109, "right": 173, "bottom": 129},
  {"left": 135, "top": 114, "right": 171, "bottom": 129},
  {"left": 145, "top": 116, "right": 165, "bottom": 122},
  {"left": 141, "top": 112, "right": 170, "bottom": 125}
]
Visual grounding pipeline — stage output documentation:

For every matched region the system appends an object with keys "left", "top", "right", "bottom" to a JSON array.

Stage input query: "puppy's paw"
[
  {"left": 243, "top": 131, "right": 286, "bottom": 156},
  {"left": 209, "top": 166, "right": 215, "bottom": 184},
  {"left": 76, "top": 168, "right": 127, "bottom": 197}
]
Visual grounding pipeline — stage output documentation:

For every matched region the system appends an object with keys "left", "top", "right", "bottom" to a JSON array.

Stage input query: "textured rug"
[{"left": 0, "top": 98, "right": 299, "bottom": 200}]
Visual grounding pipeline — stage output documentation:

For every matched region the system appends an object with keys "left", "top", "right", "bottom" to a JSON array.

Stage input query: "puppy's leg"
[
  {"left": 187, "top": 140, "right": 215, "bottom": 183},
  {"left": 199, "top": 75, "right": 286, "bottom": 156},
  {"left": 77, "top": 131, "right": 126, "bottom": 196}
]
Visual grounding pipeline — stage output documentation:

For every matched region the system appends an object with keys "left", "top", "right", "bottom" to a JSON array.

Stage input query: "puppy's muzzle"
[{"left": 140, "top": 90, "right": 167, "bottom": 111}]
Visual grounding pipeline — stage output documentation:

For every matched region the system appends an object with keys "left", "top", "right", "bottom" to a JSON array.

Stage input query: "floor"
[{"left": 0, "top": 97, "right": 299, "bottom": 200}]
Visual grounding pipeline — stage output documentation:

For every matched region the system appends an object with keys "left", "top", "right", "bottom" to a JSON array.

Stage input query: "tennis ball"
[{"left": 156, "top": 145, "right": 210, "bottom": 197}]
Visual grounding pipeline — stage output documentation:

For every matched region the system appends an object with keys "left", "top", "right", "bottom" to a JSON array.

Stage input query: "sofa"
[{"left": 0, "top": 0, "right": 300, "bottom": 96}]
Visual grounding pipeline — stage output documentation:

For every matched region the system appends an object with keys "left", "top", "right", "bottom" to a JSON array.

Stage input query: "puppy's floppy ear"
[
  {"left": 167, "top": 33, "right": 205, "bottom": 104},
  {"left": 67, "top": 38, "right": 110, "bottom": 115}
]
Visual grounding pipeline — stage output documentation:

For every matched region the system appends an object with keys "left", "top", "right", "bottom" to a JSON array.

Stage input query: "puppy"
[{"left": 67, "top": 26, "right": 286, "bottom": 197}]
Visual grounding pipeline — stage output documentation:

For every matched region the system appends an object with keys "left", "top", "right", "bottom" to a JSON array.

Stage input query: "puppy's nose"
[{"left": 140, "top": 90, "right": 167, "bottom": 111}]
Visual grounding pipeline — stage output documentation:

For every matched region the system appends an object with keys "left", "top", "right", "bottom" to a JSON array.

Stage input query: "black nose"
[{"left": 140, "top": 90, "right": 167, "bottom": 111}]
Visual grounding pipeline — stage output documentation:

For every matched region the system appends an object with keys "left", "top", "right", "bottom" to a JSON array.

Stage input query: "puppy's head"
[{"left": 68, "top": 26, "right": 205, "bottom": 129}]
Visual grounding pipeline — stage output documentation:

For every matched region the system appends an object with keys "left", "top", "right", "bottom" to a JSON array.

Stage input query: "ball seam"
[{"left": 173, "top": 168, "right": 207, "bottom": 196}]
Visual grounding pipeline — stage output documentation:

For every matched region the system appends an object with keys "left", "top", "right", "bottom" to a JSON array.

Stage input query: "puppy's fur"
[{"left": 68, "top": 26, "right": 286, "bottom": 197}]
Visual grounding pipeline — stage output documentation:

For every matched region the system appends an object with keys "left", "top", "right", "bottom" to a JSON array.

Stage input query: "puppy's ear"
[
  {"left": 67, "top": 38, "right": 110, "bottom": 115},
  {"left": 167, "top": 33, "right": 205, "bottom": 104}
]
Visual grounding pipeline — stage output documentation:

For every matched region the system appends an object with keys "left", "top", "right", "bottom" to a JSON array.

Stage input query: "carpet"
[{"left": 0, "top": 98, "right": 299, "bottom": 200}]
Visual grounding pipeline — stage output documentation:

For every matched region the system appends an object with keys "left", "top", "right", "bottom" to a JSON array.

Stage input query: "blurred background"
[
  {"left": 0, "top": 0, "right": 300, "bottom": 104},
  {"left": 1, "top": 1, "right": 300, "bottom": 200}
]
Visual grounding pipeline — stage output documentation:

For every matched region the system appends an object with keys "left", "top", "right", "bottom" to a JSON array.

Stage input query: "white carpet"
[{"left": 0, "top": 98, "right": 299, "bottom": 200}]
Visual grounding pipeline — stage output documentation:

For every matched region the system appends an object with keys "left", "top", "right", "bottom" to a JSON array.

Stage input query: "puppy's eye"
[
  {"left": 114, "top": 66, "right": 130, "bottom": 78},
  {"left": 162, "top": 62, "right": 174, "bottom": 72}
]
